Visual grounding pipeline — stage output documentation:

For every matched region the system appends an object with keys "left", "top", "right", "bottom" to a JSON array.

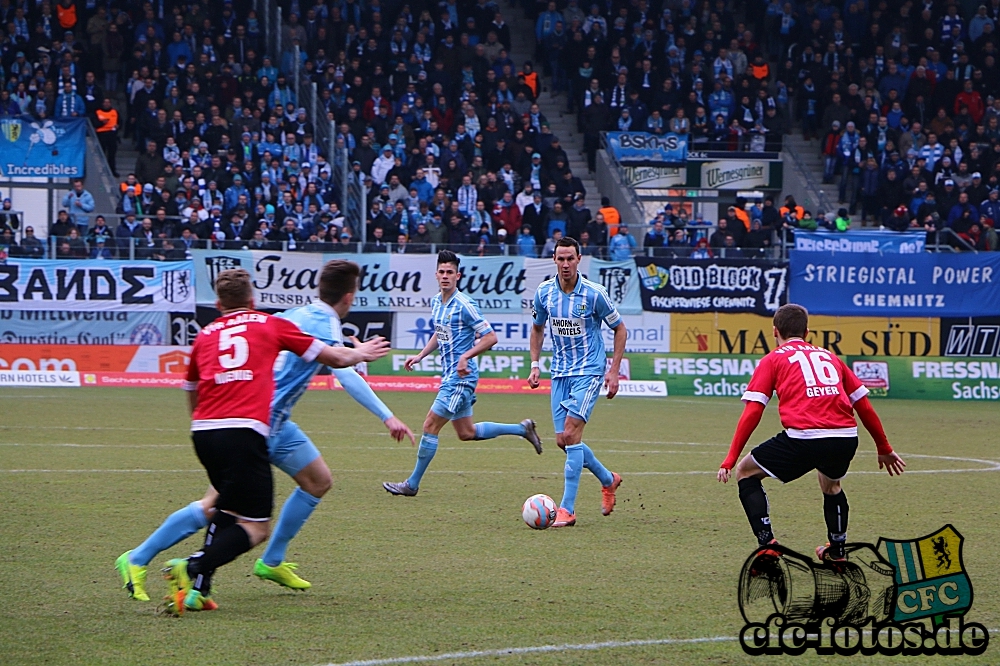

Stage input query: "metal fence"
[{"left": 14, "top": 227, "right": 979, "bottom": 262}]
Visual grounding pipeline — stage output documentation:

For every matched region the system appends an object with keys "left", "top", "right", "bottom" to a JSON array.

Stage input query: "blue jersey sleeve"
[
  {"left": 531, "top": 285, "right": 548, "bottom": 326},
  {"left": 462, "top": 298, "right": 493, "bottom": 336},
  {"left": 594, "top": 287, "right": 622, "bottom": 328}
]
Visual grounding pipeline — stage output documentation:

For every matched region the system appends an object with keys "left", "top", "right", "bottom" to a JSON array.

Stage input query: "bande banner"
[
  {"left": 635, "top": 258, "right": 788, "bottom": 315},
  {"left": 790, "top": 251, "right": 1000, "bottom": 317},
  {"left": 0, "top": 260, "right": 194, "bottom": 312}
]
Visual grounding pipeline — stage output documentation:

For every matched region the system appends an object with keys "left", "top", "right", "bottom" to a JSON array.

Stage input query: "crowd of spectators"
[
  {"left": 0, "top": 0, "right": 639, "bottom": 259},
  {"left": 786, "top": 0, "right": 1000, "bottom": 250},
  {"left": 4, "top": 0, "right": 999, "bottom": 257}
]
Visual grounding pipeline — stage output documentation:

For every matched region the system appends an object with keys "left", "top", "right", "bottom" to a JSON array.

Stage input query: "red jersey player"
[
  {"left": 162, "top": 268, "right": 390, "bottom": 613},
  {"left": 717, "top": 304, "right": 906, "bottom": 562}
]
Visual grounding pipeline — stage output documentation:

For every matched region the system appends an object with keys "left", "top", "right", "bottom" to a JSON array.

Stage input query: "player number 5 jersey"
[
  {"left": 185, "top": 310, "right": 325, "bottom": 436},
  {"left": 742, "top": 339, "right": 869, "bottom": 438},
  {"left": 532, "top": 274, "right": 621, "bottom": 378}
]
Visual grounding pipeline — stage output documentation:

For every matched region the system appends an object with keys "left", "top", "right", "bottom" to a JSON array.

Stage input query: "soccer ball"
[{"left": 521, "top": 494, "right": 557, "bottom": 529}]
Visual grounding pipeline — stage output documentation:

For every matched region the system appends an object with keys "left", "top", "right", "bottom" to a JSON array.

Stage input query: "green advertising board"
[
  {"left": 371, "top": 351, "right": 762, "bottom": 397},
  {"left": 847, "top": 356, "right": 1000, "bottom": 401}
]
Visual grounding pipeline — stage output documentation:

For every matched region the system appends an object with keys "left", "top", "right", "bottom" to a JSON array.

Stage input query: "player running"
[
  {"left": 527, "top": 237, "right": 625, "bottom": 527},
  {"left": 382, "top": 250, "right": 543, "bottom": 497},
  {"left": 717, "top": 304, "right": 906, "bottom": 562},
  {"left": 116, "top": 263, "right": 404, "bottom": 608}
]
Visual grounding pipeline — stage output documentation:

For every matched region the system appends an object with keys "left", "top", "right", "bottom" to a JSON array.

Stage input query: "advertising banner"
[
  {"left": 697, "top": 161, "right": 772, "bottom": 189},
  {"left": 0, "top": 370, "right": 80, "bottom": 387},
  {"left": 622, "top": 165, "right": 686, "bottom": 188},
  {"left": 0, "top": 116, "right": 86, "bottom": 178},
  {"left": 0, "top": 259, "right": 194, "bottom": 312},
  {"left": 349, "top": 255, "right": 641, "bottom": 316},
  {"left": 790, "top": 251, "right": 1000, "bottom": 317},
  {"left": 635, "top": 258, "right": 787, "bottom": 315},
  {"left": 394, "top": 312, "right": 670, "bottom": 353},
  {"left": 939, "top": 317, "right": 1000, "bottom": 357},
  {"left": 605, "top": 132, "right": 689, "bottom": 164},
  {"left": 848, "top": 356, "right": 1000, "bottom": 400},
  {"left": 633, "top": 353, "right": 762, "bottom": 397},
  {"left": 0, "top": 344, "right": 190, "bottom": 373},
  {"left": 794, "top": 231, "right": 926, "bottom": 255},
  {"left": 670, "top": 313, "right": 939, "bottom": 356},
  {"left": 0, "top": 310, "right": 170, "bottom": 345}
]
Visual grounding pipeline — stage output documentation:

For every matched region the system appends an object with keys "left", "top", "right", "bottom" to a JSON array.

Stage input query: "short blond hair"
[{"left": 215, "top": 268, "right": 253, "bottom": 310}]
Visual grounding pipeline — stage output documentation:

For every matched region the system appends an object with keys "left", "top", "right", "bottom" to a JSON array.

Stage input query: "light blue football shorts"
[
  {"left": 550, "top": 375, "right": 603, "bottom": 433},
  {"left": 268, "top": 419, "right": 321, "bottom": 477},
  {"left": 430, "top": 380, "right": 477, "bottom": 420}
]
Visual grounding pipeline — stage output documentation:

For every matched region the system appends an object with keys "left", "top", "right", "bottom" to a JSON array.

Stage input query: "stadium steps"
[
  {"left": 781, "top": 134, "right": 842, "bottom": 220},
  {"left": 507, "top": 5, "right": 603, "bottom": 214}
]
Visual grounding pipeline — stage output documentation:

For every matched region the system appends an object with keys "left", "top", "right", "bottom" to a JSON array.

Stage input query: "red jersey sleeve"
[
  {"left": 838, "top": 356, "right": 870, "bottom": 406},
  {"left": 742, "top": 354, "right": 776, "bottom": 405},
  {"left": 183, "top": 336, "right": 201, "bottom": 392},
  {"left": 272, "top": 316, "right": 326, "bottom": 361}
]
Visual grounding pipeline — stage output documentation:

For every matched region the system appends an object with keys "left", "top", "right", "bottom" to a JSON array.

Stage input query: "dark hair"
[
  {"left": 555, "top": 236, "right": 581, "bottom": 255},
  {"left": 319, "top": 260, "right": 360, "bottom": 305},
  {"left": 437, "top": 249, "right": 460, "bottom": 270},
  {"left": 773, "top": 304, "right": 809, "bottom": 339}
]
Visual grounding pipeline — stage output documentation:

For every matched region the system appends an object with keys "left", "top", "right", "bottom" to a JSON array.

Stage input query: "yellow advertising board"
[{"left": 671, "top": 314, "right": 939, "bottom": 357}]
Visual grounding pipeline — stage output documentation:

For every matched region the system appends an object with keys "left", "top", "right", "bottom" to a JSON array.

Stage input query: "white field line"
[
  {"left": 320, "top": 627, "right": 1000, "bottom": 666},
  {"left": 319, "top": 635, "right": 736, "bottom": 666}
]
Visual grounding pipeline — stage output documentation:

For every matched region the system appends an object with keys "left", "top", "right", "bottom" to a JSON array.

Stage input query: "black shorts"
[
  {"left": 192, "top": 428, "right": 273, "bottom": 521},
  {"left": 750, "top": 432, "right": 859, "bottom": 484}
]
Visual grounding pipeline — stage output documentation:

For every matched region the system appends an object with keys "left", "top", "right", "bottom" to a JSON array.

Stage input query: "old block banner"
[{"left": 635, "top": 258, "right": 788, "bottom": 316}]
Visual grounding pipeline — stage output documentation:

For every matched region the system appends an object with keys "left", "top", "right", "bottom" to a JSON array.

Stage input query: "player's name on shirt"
[
  {"left": 201, "top": 312, "right": 268, "bottom": 335},
  {"left": 805, "top": 385, "right": 841, "bottom": 398},
  {"left": 215, "top": 369, "right": 254, "bottom": 384}
]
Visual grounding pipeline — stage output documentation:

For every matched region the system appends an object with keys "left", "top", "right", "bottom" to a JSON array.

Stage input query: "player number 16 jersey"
[{"left": 742, "top": 339, "right": 869, "bottom": 439}]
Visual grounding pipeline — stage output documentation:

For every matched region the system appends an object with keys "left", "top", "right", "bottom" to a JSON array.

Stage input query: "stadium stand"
[{"left": 2, "top": 0, "right": 997, "bottom": 258}]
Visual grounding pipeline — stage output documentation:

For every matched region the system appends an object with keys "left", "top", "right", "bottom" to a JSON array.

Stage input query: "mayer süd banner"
[
  {"left": 0, "top": 259, "right": 195, "bottom": 312},
  {"left": 0, "top": 116, "right": 86, "bottom": 178},
  {"left": 790, "top": 250, "right": 1000, "bottom": 317},
  {"left": 635, "top": 258, "right": 788, "bottom": 316}
]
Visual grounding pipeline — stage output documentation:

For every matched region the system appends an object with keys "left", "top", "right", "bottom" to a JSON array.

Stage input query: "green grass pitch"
[{"left": 0, "top": 387, "right": 998, "bottom": 665}]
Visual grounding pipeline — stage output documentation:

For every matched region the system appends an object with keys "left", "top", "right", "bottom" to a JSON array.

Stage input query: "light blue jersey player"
[
  {"left": 528, "top": 237, "right": 626, "bottom": 527},
  {"left": 382, "top": 250, "right": 543, "bottom": 497},
  {"left": 117, "top": 261, "right": 415, "bottom": 599}
]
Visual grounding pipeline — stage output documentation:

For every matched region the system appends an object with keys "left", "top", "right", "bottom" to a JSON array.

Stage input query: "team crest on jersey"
[
  {"left": 878, "top": 524, "right": 973, "bottom": 624},
  {"left": 575, "top": 302, "right": 587, "bottom": 314}
]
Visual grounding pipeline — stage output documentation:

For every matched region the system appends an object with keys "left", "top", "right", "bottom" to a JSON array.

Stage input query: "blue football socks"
[
  {"left": 581, "top": 443, "right": 614, "bottom": 486},
  {"left": 560, "top": 444, "right": 585, "bottom": 514},
  {"left": 130, "top": 500, "right": 208, "bottom": 567},
  {"left": 262, "top": 487, "right": 322, "bottom": 567},
  {"left": 473, "top": 422, "right": 527, "bottom": 440},
  {"left": 407, "top": 433, "right": 439, "bottom": 489}
]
